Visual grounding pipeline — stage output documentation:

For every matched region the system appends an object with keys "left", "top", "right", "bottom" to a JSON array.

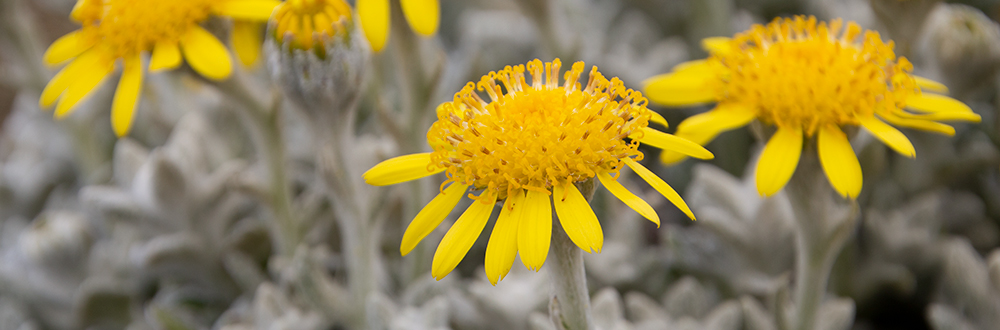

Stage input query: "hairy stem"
[
  {"left": 549, "top": 179, "right": 596, "bottom": 330},
  {"left": 214, "top": 76, "right": 300, "bottom": 258},
  {"left": 313, "top": 101, "right": 384, "bottom": 329},
  {"left": 785, "top": 151, "right": 859, "bottom": 330},
  {"left": 550, "top": 225, "right": 594, "bottom": 330}
]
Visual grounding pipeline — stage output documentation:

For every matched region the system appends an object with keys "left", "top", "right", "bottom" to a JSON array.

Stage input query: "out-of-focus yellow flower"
[
  {"left": 643, "top": 16, "right": 981, "bottom": 198},
  {"left": 357, "top": 0, "right": 438, "bottom": 52},
  {"left": 365, "top": 59, "right": 712, "bottom": 284},
  {"left": 40, "top": 0, "right": 279, "bottom": 136}
]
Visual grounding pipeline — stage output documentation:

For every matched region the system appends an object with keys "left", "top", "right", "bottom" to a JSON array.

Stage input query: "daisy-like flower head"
[
  {"left": 643, "top": 16, "right": 982, "bottom": 198},
  {"left": 365, "top": 59, "right": 714, "bottom": 284},
  {"left": 271, "top": 0, "right": 353, "bottom": 52},
  {"left": 357, "top": 0, "right": 438, "bottom": 52},
  {"left": 40, "top": 0, "right": 280, "bottom": 136}
]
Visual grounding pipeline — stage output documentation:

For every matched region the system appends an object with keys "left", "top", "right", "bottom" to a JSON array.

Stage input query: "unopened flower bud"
[
  {"left": 924, "top": 4, "right": 1000, "bottom": 94},
  {"left": 265, "top": 0, "right": 369, "bottom": 112}
]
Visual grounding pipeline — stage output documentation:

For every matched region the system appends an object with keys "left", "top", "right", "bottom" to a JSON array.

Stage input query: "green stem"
[
  {"left": 313, "top": 104, "right": 382, "bottom": 329},
  {"left": 550, "top": 225, "right": 594, "bottom": 330},
  {"left": 790, "top": 224, "right": 827, "bottom": 330},
  {"left": 784, "top": 152, "right": 859, "bottom": 330},
  {"left": 214, "top": 76, "right": 300, "bottom": 258},
  {"left": 550, "top": 180, "right": 596, "bottom": 330}
]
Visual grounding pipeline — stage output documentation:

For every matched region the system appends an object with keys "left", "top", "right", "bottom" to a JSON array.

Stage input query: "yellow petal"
[
  {"left": 358, "top": 0, "right": 390, "bottom": 52},
  {"left": 596, "top": 172, "right": 659, "bottom": 227},
  {"left": 858, "top": 116, "right": 915, "bottom": 157},
  {"left": 41, "top": 48, "right": 106, "bottom": 108},
  {"left": 180, "top": 26, "right": 233, "bottom": 81},
  {"left": 817, "top": 126, "right": 862, "bottom": 199},
  {"left": 660, "top": 103, "right": 755, "bottom": 164},
  {"left": 215, "top": 0, "right": 280, "bottom": 20},
  {"left": 431, "top": 193, "right": 495, "bottom": 280},
  {"left": 642, "top": 71, "right": 717, "bottom": 106},
  {"left": 913, "top": 76, "right": 948, "bottom": 93},
  {"left": 648, "top": 110, "right": 669, "bottom": 128},
  {"left": 400, "top": 183, "right": 469, "bottom": 255},
  {"left": 893, "top": 110, "right": 981, "bottom": 123},
  {"left": 553, "top": 183, "right": 603, "bottom": 253},
  {"left": 631, "top": 127, "right": 714, "bottom": 160},
  {"left": 676, "top": 103, "right": 757, "bottom": 136},
  {"left": 43, "top": 30, "right": 95, "bottom": 66},
  {"left": 70, "top": 0, "right": 87, "bottom": 21},
  {"left": 363, "top": 153, "right": 444, "bottom": 186},
  {"left": 150, "top": 41, "right": 182, "bottom": 72},
  {"left": 400, "top": 0, "right": 439, "bottom": 36},
  {"left": 701, "top": 37, "right": 733, "bottom": 55},
  {"left": 906, "top": 93, "right": 973, "bottom": 115},
  {"left": 880, "top": 114, "right": 956, "bottom": 136},
  {"left": 671, "top": 60, "right": 712, "bottom": 75},
  {"left": 40, "top": 69, "right": 69, "bottom": 108},
  {"left": 55, "top": 55, "right": 114, "bottom": 118},
  {"left": 485, "top": 191, "right": 522, "bottom": 285},
  {"left": 232, "top": 21, "right": 263, "bottom": 67},
  {"left": 518, "top": 189, "right": 551, "bottom": 271},
  {"left": 111, "top": 54, "right": 143, "bottom": 137},
  {"left": 623, "top": 158, "right": 695, "bottom": 220},
  {"left": 754, "top": 126, "right": 802, "bottom": 197}
]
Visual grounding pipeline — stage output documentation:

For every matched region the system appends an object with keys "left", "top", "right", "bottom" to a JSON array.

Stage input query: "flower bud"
[
  {"left": 924, "top": 4, "right": 1000, "bottom": 94},
  {"left": 265, "top": 0, "right": 369, "bottom": 112}
]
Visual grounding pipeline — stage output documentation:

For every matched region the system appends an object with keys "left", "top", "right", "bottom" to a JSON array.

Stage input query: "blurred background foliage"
[{"left": 0, "top": 0, "right": 998, "bottom": 329}]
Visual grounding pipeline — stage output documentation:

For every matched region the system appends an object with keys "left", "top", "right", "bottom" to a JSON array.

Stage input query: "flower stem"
[
  {"left": 784, "top": 152, "right": 859, "bottom": 330},
  {"left": 549, "top": 180, "right": 596, "bottom": 330},
  {"left": 214, "top": 76, "right": 300, "bottom": 258},
  {"left": 311, "top": 103, "right": 385, "bottom": 329},
  {"left": 550, "top": 225, "right": 594, "bottom": 330},
  {"left": 790, "top": 223, "right": 828, "bottom": 330}
]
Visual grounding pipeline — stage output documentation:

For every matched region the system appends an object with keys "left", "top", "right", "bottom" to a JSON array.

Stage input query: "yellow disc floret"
[
  {"left": 644, "top": 16, "right": 981, "bottom": 198},
  {"left": 712, "top": 16, "right": 917, "bottom": 136},
  {"left": 43, "top": 0, "right": 278, "bottom": 136},
  {"left": 427, "top": 59, "right": 652, "bottom": 201},
  {"left": 74, "top": 0, "right": 215, "bottom": 59},
  {"left": 273, "top": 0, "right": 353, "bottom": 50}
]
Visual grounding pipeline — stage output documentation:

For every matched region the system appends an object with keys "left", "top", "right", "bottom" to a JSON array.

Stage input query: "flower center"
[
  {"left": 713, "top": 17, "right": 918, "bottom": 135},
  {"left": 77, "top": 0, "right": 214, "bottom": 58},
  {"left": 428, "top": 59, "right": 651, "bottom": 200},
  {"left": 272, "top": 0, "right": 353, "bottom": 50}
]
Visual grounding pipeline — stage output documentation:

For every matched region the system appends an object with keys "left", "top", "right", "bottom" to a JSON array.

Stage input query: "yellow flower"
[
  {"left": 271, "top": 0, "right": 353, "bottom": 51},
  {"left": 364, "top": 59, "right": 713, "bottom": 284},
  {"left": 40, "top": 0, "right": 280, "bottom": 137},
  {"left": 643, "top": 16, "right": 981, "bottom": 199},
  {"left": 357, "top": 0, "right": 438, "bottom": 52}
]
